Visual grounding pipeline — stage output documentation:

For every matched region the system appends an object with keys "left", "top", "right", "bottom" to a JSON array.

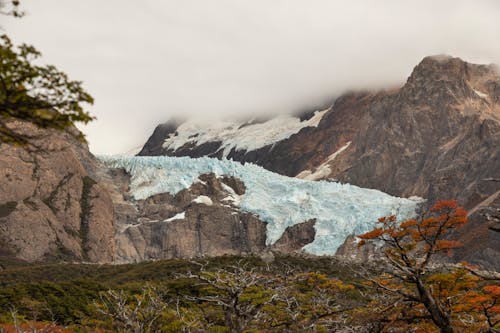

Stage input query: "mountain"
[
  {"left": 0, "top": 120, "right": 115, "bottom": 263},
  {"left": 1, "top": 55, "right": 498, "bottom": 269},
  {"left": 139, "top": 56, "right": 500, "bottom": 268},
  {"left": 0, "top": 121, "right": 421, "bottom": 266}
]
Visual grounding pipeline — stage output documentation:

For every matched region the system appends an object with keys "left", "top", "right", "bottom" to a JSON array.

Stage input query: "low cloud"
[{"left": 4, "top": 0, "right": 500, "bottom": 153}]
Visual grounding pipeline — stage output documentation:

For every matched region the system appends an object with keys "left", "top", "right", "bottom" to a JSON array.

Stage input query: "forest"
[{"left": 0, "top": 201, "right": 498, "bottom": 332}]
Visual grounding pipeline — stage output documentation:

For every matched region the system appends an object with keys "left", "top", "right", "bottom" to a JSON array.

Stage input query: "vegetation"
[
  {"left": 356, "top": 200, "right": 499, "bottom": 332},
  {"left": 0, "top": 0, "right": 94, "bottom": 146},
  {"left": 0, "top": 200, "right": 498, "bottom": 332},
  {"left": 0, "top": 35, "right": 94, "bottom": 145},
  {"left": 0, "top": 1, "right": 497, "bottom": 331},
  {"left": 0, "top": 255, "right": 363, "bottom": 332},
  {"left": 0, "top": 0, "right": 22, "bottom": 18}
]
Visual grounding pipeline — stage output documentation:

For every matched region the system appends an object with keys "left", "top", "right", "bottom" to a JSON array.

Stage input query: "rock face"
[
  {"left": 140, "top": 56, "right": 500, "bottom": 268},
  {"left": 108, "top": 171, "right": 316, "bottom": 263},
  {"left": 271, "top": 219, "right": 316, "bottom": 253},
  {"left": 0, "top": 120, "right": 115, "bottom": 263}
]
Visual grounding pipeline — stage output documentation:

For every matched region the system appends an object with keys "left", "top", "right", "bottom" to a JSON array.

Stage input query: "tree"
[
  {"left": 0, "top": 0, "right": 94, "bottom": 146},
  {"left": 178, "top": 262, "right": 357, "bottom": 333},
  {"left": 0, "top": 35, "right": 94, "bottom": 145},
  {"left": 0, "top": 0, "right": 22, "bottom": 17},
  {"left": 180, "top": 262, "right": 283, "bottom": 333},
  {"left": 92, "top": 285, "right": 177, "bottom": 333},
  {"left": 357, "top": 200, "right": 499, "bottom": 333},
  {"left": 263, "top": 271, "right": 356, "bottom": 332},
  {"left": 2, "top": 307, "right": 71, "bottom": 333}
]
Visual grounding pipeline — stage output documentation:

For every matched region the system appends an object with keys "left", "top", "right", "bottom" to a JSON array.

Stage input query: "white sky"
[{"left": 3, "top": 0, "right": 500, "bottom": 154}]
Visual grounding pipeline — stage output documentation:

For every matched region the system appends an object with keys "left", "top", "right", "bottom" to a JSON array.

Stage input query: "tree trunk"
[{"left": 416, "top": 277, "right": 455, "bottom": 333}]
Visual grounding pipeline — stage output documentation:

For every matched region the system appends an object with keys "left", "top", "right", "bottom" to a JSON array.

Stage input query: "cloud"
[{"left": 3, "top": 0, "right": 500, "bottom": 153}]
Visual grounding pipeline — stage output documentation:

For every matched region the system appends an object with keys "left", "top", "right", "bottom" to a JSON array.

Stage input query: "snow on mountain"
[
  {"left": 192, "top": 195, "right": 214, "bottom": 206},
  {"left": 100, "top": 155, "right": 424, "bottom": 255},
  {"left": 165, "top": 211, "right": 186, "bottom": 222},
  {"left": 297, "top": 141, "right": 351, "bottom": 180},
  {"left": 161, "top": 109, "right": 329, "bottom": 158}
]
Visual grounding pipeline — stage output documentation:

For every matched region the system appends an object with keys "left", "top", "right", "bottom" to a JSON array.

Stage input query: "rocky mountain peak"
[
  {"left": 410, "top": 55, "right": 470, "bottom": 81},
  {"left": 399, "top": 55, "right": 500, "bottom": 111}
]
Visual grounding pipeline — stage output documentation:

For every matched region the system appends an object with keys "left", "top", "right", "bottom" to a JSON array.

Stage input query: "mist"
[{"left": 3, "top": 0, "right": 500, "bottom": 154}]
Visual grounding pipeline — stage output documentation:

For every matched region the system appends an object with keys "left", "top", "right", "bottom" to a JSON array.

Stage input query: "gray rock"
[{"left": 0, "top": 120, "right": 115, "bottom": 263}]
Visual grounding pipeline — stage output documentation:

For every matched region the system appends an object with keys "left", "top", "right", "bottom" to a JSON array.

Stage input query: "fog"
[{"left": 3, "top": 0, "right": 500, "bottom": 153}]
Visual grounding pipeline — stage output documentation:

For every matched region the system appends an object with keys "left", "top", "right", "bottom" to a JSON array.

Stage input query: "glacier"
[
  {"left": 99, "top": 155, "right": 424, "bottom": 255},
  {"left": 161, "top": 109, "right": 329, "bottom": 158}
]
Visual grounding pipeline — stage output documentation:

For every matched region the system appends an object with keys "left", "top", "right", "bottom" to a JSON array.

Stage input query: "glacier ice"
[
  {"left": 100, "top": 155, "right": 424, "bottom": 255},
  {"left": 161, "top": 109, "right": 329, "bottom": 158}
]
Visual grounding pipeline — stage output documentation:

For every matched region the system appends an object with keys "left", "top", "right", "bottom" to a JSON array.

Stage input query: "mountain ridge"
[
  {"left": 0, "top": 55, "right": 497, "bottom": 270},
  {"left": 138, "top": 55, "right": 500, "bottom": 268}
]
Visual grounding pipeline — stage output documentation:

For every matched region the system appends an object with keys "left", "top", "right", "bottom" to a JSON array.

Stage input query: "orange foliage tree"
[{"left": 357, "top": 200, "right": 499, "bottom": 333}]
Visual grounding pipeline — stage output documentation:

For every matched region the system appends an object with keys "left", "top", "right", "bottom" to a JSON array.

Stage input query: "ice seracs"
[{"left": 100, "top": 155, "right": 424, "bottom": 255}]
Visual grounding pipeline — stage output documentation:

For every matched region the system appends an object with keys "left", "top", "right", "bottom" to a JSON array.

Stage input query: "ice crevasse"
[{"left": 99, "top": 155, "right": 424, "bottom": 255}]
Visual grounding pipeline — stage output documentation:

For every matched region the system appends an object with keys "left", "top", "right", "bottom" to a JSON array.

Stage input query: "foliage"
[
  {"left": 357, "top": 200, "right": 499, "bottom": 333},
  {"left": 0, "top": 256, "right": 365, "bottom": 332},
  {"left": 91, "top": 264, "right": 358, "bottom": 333},
  {"left": 0, "top": 208, "right": 497, "bottom": 332},
  {"left": 0, "top": 280, "right": 106, "bottom": 325},
  {"left": 0, "top": 0, "right": 22, "bottom": 17},
  {"left": 179, "top": 262, "right": 284, "bottom": 332},
  {"left": 0, "top": 0, "right": 93, "bottom": 145},
  {"left": 89, "top": 285, "right": 180, "bottom": 333},
  {"left": 261, "top": 272, "right": 356, "bottom": 332},
  {"left": 0, "top": 34, "right": 94, "bottom": 145}
]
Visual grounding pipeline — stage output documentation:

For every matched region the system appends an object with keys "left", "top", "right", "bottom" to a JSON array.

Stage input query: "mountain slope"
[
  {"left": 139, "top": 56, "right": 500, "bottom": 268},
  {"left": 0, "top": 120, "right": 115, "bottom": 263}
]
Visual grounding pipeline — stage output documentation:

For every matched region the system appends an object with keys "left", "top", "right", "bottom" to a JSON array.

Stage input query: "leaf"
[{"left": 357, "top": 228, "right": 385, "bottom": 240}]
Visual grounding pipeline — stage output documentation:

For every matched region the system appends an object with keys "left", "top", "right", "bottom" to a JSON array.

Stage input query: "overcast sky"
[{"left": 3, "top": 0, "right": 500, "bottom": 154}]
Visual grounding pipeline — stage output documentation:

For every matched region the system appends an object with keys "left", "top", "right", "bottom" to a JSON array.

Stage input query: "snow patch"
[
  {"left": 297, "top": 142, "right": 351, "bottom": 181},
  {"left": 162, "top": 109, "right": 330, "bottom": 158},
  {"left": 192, "top": 195, "right": 213, "bottom": 206},
  {"left": 100, "top": 155, "right": 424, "bottom": 255},
  {"left": 474, "top": 89, "right": 488, "bottom": 99},
  {"left": 165, "top": 212, "right": 186, "bottom": 222},
  {"left": 221, "top": 183, "right": 242, "bottom": 206},
  {"left": 222, "top": 195, "right": 241, "bottom": 206}
]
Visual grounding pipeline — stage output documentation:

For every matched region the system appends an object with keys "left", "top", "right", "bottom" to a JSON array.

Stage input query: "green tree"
[
  {"left": 0, "top": 35, "right": 94, "bottom": 145},
  {"left": 0, "top": 0, "right": 94, "bottom": 145}
]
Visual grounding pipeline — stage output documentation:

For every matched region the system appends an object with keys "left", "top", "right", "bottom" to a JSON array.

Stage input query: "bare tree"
[
  {"left": 94, "top": 285, "right": 168, "bottom": 333},
  {"left": 179, "top": 261, "right": 284, "bottom": 333},
  {"left": 8, "top": 307, "right": 59, "bottom": 333},
  {"left": 262, "top": 271, "right": 356, "bottom": 332}
]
